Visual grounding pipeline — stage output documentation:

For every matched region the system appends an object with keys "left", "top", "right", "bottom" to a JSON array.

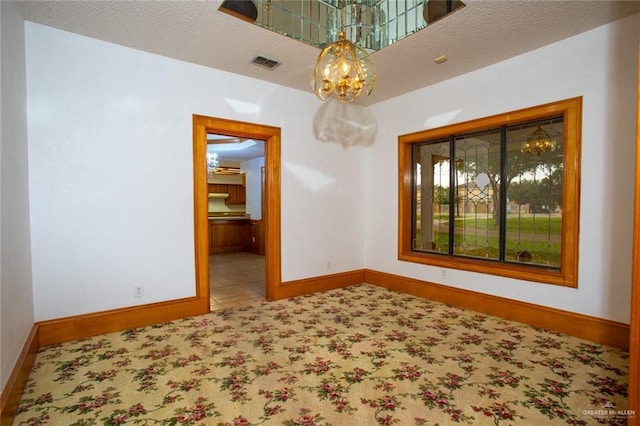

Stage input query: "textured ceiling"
[{"left": 22, "top": 0, "right": 640, "bottom": 106}]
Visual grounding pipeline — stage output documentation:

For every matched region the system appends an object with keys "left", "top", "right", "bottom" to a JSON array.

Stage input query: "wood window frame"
[{"left": 398, "top": 97, "right": 582, "bottom": 287}]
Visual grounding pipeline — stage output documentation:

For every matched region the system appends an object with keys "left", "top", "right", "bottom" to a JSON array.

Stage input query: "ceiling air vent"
[{"left": 251, "top": 56, "right": 281, "bottom": 70}]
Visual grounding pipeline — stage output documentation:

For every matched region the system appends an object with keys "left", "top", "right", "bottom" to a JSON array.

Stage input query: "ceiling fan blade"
[{"left": 207, "top": 136, "right": 248, "bottom": 144}]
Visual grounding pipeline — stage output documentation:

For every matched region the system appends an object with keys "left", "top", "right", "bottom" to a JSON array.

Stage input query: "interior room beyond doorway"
[{"left": 206, "top": 134, "right": 267, "bottom": 310}]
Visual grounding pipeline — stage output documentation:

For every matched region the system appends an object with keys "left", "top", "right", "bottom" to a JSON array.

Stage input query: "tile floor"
[{"left": 209, "top": 251, "right": 266, "bottom": 311}]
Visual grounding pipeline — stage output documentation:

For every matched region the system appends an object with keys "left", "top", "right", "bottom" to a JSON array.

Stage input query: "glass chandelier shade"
[
  {"left": 521, "top": 126, "right": 556, "bottom": 155},
  {"left": 311, "top": 30, "right": 376, "bottom": 103},
  {"left": 206, "top": 152, "right": 219, "bottom": 177}
]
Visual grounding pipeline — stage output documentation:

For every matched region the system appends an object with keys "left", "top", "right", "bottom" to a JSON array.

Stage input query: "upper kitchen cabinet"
[
  {"left": 208, "top": 183, "right": 228, "bottom": 194},
  {"left": 226, "top": 185, "right": 246, "bottom": 205}
]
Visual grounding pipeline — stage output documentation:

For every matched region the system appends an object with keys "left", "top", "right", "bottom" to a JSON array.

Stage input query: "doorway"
[
  {"left": 192, "top": 115, "right": 281, "bottom": 308},
  {"left": 206, "top": 135, "right": 266, "bottom": 310}
]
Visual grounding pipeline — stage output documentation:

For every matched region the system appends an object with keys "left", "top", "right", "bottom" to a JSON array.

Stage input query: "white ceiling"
[
  {"left": 22, "top": 0, "right": 640, "bottom": 107},
  {"left": 207, "top": 135, "right": 265, "bottom": 163}
]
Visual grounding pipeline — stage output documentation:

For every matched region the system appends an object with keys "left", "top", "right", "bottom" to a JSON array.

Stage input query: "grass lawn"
[
  {"left": 454, "top": 214, "right": 562, "bottom": 235},
  {"left": 417, "top": 214, "right": 562, "bottom": 266}
]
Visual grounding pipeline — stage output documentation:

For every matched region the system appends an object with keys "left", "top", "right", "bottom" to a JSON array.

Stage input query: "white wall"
[
  {"left": 22, "top": 13, "right": 637, "bottom": 326},
  {"left": 25, "top": 22, "right": 366, "bottom": 321},
  {"left": 366, "top": 13, "right": 640, "bottom": 324},
  {"left": 1, "top": 1, "right": 35, "bottom": 390},
  {"left": 241, "top": 156, "right": 265, "bottom": 219}
]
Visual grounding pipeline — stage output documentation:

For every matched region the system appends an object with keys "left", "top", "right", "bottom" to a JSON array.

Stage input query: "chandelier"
[
  {"left": 206, "top": 152, "right": 219, "bottom": 177},
  {"left": 310, "top": 3, "right": 376, "bottom": 103},
  {"left": 521, "top": 126, "right": 556, "bottom": 155}
]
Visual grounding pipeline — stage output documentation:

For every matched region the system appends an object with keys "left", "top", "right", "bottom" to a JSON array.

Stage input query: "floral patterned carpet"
[{"left": 15, "top": 284, "right": 629, "bottom": 425}]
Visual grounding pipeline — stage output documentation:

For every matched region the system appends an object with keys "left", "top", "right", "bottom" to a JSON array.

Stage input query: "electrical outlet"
[
  {"left": 326, "top": 261, "right": 331, "bottom": 271},
  {"left": 440, "top": 269, "right": 447, "bottom": 280},
  {"left": 134, "top": 286, "right": 144, "bottom": 298}
]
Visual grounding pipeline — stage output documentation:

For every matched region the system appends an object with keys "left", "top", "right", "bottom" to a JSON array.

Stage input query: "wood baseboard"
[
  {"left": 273, "top": 269, "right": 366, "bottom": 300},
  {"left": 38, "top": 296, "right": 209, "bottom": 347},
  {"left": 364, "top": 269, "right": 630, "bottom": 350},
  {"left": 34, "top": 268, "right": 629, "bottom": 350},
  {"left": 35, "top": 269, "right": 365, "bottom": 347},
  {"left": 0, "top": 325, "right": 39, "bottom": 426}
]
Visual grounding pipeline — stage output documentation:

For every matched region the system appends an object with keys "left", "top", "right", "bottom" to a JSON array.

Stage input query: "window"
[{"left": 398, "top": 98, "right": 582, "bottom": 287}]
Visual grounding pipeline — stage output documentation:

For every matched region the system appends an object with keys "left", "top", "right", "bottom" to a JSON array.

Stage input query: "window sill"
[{"left": 398, "top": 250, "right": 577, "bottom": 288}]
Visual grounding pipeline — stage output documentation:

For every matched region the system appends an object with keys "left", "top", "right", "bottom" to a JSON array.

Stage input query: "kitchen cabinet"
[
  {"left": 208, "top": 183, "right": 228, "bottom": 194},
  {"left": 249, "top": 220, "right": 265, "bottom": 255},
  {"left": 227, "top": 184, "right": 246, "bottom": 205},
  {"left": 207, "top": 183, "right": 245, "bottom": 205},
  {"left": 209, "top": 218, "right": 250, "bottom": 254}
]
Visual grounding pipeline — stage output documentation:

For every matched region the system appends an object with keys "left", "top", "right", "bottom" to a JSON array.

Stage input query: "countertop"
[{"left": 208, "top": 214, "right": 250, "bottom": 221}]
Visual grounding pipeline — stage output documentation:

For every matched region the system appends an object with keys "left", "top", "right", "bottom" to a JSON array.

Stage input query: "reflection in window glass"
[{"left": 412, "top": 140, "right": 450, "bottom": 254}]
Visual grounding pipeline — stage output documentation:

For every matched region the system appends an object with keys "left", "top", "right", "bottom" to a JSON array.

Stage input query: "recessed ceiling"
[
  {"left": 207, "top": 134, "right": 265, "bottom": 165},
  {"left": 221, "top": 0, "right": 466, "bottom": 52},
  {"left": 22, "top": 0, "right": 640, "bottom": 106}
]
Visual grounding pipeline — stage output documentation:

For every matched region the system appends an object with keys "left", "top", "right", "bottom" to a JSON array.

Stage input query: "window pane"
[
  {"left": 453, "top": 130, "right": 502, "bottom": 260},
  {"left": 505, "top": 118, "right": 563, "bottom": 268},
  {"left": 399, "top": 97, "right": 580, "bottom": 287},
  {"left": 412, "top": 140, "right": 450, "bottom": 254}
]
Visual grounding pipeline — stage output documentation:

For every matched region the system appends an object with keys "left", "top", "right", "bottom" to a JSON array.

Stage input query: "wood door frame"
[
  {"left": 628, "top": 45, "right": 640, "bottom": 426},
  {"left": 193, "top": 115, "right": 281, "bottom": 303}
]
